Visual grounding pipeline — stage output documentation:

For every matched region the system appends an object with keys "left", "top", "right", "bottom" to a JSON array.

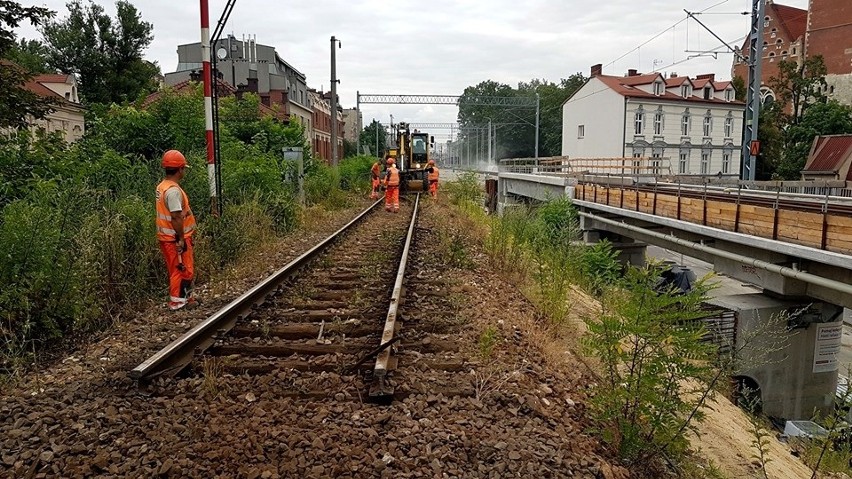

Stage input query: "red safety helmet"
[
  {"left": 386, "top": 157, "right": 395, "bottom": 165},
  {"left": 162, "top": 150, "right": 188, "bottom": 169}
]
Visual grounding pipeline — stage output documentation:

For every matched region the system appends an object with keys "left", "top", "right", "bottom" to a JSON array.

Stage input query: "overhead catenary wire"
[{"left": 604, "top": 0, "right": 731, "bottom": 69}]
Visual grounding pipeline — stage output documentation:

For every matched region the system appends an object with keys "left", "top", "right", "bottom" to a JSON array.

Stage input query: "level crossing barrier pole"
[{"left": 200, "top": 0, "right": 219, "bottom": 216}]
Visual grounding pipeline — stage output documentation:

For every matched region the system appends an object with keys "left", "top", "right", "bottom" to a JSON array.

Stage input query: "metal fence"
[{"left": 499, "top": 156, "right": 852, "bottom": 199}]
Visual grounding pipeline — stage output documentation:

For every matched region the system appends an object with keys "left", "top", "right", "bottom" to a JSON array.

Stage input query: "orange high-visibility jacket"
[
  {"left": 371, "top": 162, "right": 380, "bottom": 179},
  {"left": 156, "top": 180, "right": 196, "bottom": 242},
  {"left": 428, "top": 166, "right": 439, "bottom": 182},
  {"left": 385, "top": 166, "right": 400, "bottom": 187}
]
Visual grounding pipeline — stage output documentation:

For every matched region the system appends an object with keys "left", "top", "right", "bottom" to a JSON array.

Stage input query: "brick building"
[
  {"left": 308, "top": 90, "right": 345, "bottom": 162},
  {"left": 806, "top": 0, "right": 852, "bottom": 101},
  {"left": 732, "top": 0, "right": 852, "bottom": 106},
  {"left": 731, "top": 1, "right": 807, "bottom": 105}
]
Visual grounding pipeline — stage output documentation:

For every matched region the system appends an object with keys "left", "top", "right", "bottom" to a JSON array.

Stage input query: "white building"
[{"left": 562, "top": 65, "right": 745, "bottom": 176}]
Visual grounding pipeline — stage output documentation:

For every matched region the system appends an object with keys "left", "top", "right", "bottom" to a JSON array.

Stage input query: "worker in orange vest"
[
  {"left": 156, "top": 150, "right": 198, "bottom": 311},
  {"left": 384, "top": 157, "right": 400, "bottom": 213},
  {"left": 426, "top": 159, "right": 439, "bottom": 199},
  {"left": 370, "top": 160, "right": 381, "bottom": 200}
]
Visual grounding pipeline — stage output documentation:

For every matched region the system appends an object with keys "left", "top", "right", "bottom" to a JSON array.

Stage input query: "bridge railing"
[
  {"left": 499, "top": 156, "right": 673, "bottom": 177},
  {"left": 500, "top": 156, "right": 852, "bottom": 199}
]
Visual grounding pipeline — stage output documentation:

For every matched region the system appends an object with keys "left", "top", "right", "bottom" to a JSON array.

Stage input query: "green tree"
[
  {"left": 0, "top": 1, "right": 55, "bottom": 128},
  {"left": 457, "top": 75, "right": 587, "bottom": 160},
  {"left": 342, "top": 138, "right": 357, "bottom": 158},
  {"left": 40, "top": 0, "right": 159, "bottom": 104},
  {"left": 359, "top": 120, "right": 387, "bottom": 158},
  {"left": 518, "top": 74, "right": 587, "bottom": 157},
  {"left": 756, "top": 102, "right": 784, "bottom": 179},
  {"left": 732, "top": 75, "right": 746, "bottom": 102},
  {"left": 777, "top": 101, "right": 852, "bottom": 179},
  {"left": 769, "top": 56, "right": 827, "bottom": 124},
  {"left": 6, "top": 38, "right": 51, "bottom": 74}
]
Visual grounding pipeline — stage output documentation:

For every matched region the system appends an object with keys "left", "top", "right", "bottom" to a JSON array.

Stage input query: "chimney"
[
  {"left": 670, "top": 72, "right": 678, "bottom": 78},
  {"left": 247, "top": 77, "right": 259, "bottom": 93},
  {"left": 189, "top": 70, "right": 201, "bottom": 82},
  {"left": 627, "top": 69, "right": 638, "bottom": 77},
  {"left": 235, "top": 83, "right": 247, "bottom": 100},
  {"left": 590, "top": 63, "right": 603, "bottom": 77},
  {"left": 696, "top": 73, "right": 716, "bottom": 81}
]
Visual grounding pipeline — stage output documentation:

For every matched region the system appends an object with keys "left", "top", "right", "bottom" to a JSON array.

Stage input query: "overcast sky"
[{"left": 17, "top": 0, "right": 808, "bottom": 140}]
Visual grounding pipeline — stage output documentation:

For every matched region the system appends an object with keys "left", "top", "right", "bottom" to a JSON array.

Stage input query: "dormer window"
[
  {"left": 653, "top": 81, "right": 664, "bottom": 96},
  {"left": 681, "top": 84, "right": 691, "bottom": 98},
  {"left": 725, "top": 88, "right": 734, "bottom": 102},
  {"left": 703, "top": 86, "right": 712, "bottom": 100}
]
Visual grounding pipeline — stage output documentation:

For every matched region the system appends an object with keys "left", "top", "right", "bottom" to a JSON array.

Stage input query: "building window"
[
  {"left": 703, "top": 87, "right": 712, "bottom": 100},
  {"left": 722, "top": 151, "right": 731, "bottom": 174},
  {"left": 653, "top": 109, "right": 663, "bottom": 135},
  {"left": 679, "top": 151, "right": 689, "bottom": 174},
  {"left": 634, "top": 107, "right": 644, "bottom": 135},
  {"left": 578, "top": 124, "right": 585, "bottom": 139},
  {"left": 701, "top": 152, "right": 710, "bottom": 174},
  {"left": 653, "top": 81, "right": 664, "bottom": 96},
  {"left": 703, "top": 112, "right": 712, "bottom": 137},
  {"left": 725, "top": 88, "right": 734, "bottom": 101},
  {"left": 681, "top": 110, "right": 690, "bottom": 136},
  {"left": 681, "top": 84, "right": 690, "bottom": 98},
  {"left": 724, "top": 115, "right": 734, "bottom": 138}
]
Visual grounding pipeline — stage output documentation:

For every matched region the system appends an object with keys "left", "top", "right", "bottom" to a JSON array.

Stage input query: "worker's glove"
[{"left": 176, "top": 238, "right": 186, "bottom": 253}]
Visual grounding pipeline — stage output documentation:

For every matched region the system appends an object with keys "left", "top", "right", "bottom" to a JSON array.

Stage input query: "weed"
[
  {"left": 473, "top": 365, "right": 520, "bottom": 402},
  {"left": 442, "top": 231, "right": 474, "bottom": 270},
  {"left": 445, "top": 172, "right": 482, "bottom": 207},
  {"left": 201, "top": 356, "right": 224, "bottom": 399},
  {"left": 478, "top": 326, "right": 499, "bottom": 359},
  {"left": 743, "top": 387, "right": 772, "bottom": 479}
]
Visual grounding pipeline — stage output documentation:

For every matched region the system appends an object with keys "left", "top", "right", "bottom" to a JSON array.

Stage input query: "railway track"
[{"left": 130, "top": 194, "right": 471, "bottom": 402}]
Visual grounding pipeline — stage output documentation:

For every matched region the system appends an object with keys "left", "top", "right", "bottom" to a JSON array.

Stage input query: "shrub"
[
  {"left": 304, "top": 163, "right": 347, "bottom": 208},
  {"left": 582, "top": 265, "right": 715, "bottom": 463},
  {"left": 194, "top": 197, "right": 275, "bottom": 272},
  {"left": 339, "top": 155, "right": 375, "bottom": 192},
  {"left": 579, "top": 240, "right": 622, "bottom": 294},
  {"left": 445, "top": 171, "right": 481, "bottom": 206}
]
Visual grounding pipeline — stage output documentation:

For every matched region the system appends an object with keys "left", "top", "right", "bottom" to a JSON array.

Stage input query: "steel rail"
[
  {"left": 129, "top": 199, "right": 384, "bottom": 382},
  {"left": 370, "top": 194, "right": 420, "bottom": 398}
]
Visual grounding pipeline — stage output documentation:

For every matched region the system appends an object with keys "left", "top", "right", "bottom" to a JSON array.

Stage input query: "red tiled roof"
[
  {"left": 692, "top": 78, "right": 713, "bottom": 90},
  {"left": 665, "top": 76, "right": 692, "bottom": 87},
  {"left": 804, "top": 135, "right": 852, "bottom": 180},
  {"left": 593, "top": 75, "right": 744, "bottom": 105},
  {"left": 620, "top": 73, "right": 662, "bottom": 86},
  {"left": 34, "top": 73, "right": 73, "bottom": 84},
  {"left": 714, "top": 81, "right": 732, "bottom": 91},
  {"left": 772, "top": 3, "right": 808, "bottom": 41}
]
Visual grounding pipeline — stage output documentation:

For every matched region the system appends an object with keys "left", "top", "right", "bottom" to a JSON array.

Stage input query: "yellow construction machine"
[{"left": 384, "top": 122, "right": 434, "bottom": 193}]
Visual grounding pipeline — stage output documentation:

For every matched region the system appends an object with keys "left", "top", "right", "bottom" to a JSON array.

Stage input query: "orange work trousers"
[
  {"left": 159, "top": 238, "right": 195, "bottom": 304},
  {"left": 429, "top": 180, "right": 438, "bottom": 199},
  {"left": 385, "top": 185, "right": 400, "bottom": 212},
  {"left": 371, "top": 178, "right": 380, "bottom": 199}
]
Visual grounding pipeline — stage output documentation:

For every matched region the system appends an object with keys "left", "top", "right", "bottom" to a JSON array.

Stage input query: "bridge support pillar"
[
  {"left": 706, "top": 294, "right": 843, "bottom": 420},
  {"left": 582, "top": 228, "right": 647, "bottom": 268}
]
